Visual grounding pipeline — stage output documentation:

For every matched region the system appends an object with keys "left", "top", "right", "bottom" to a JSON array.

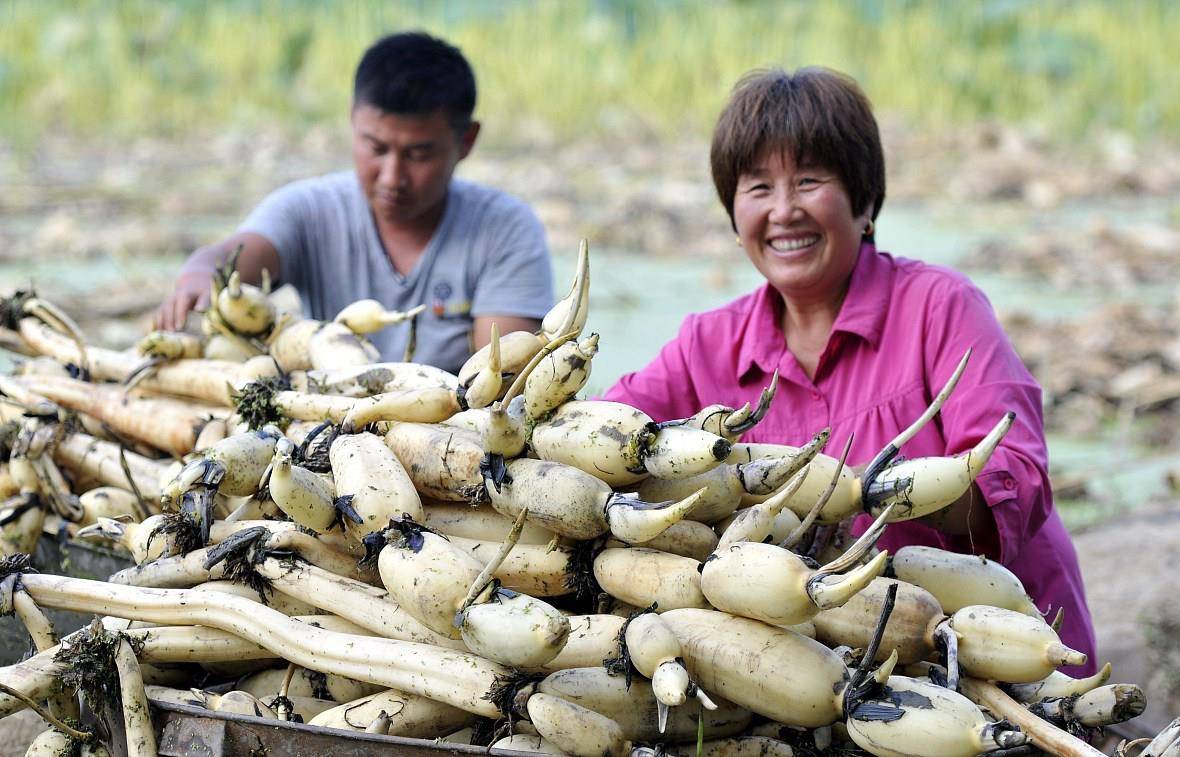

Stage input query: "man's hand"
[
  {"left": 154, "top": 233, "right": 281, "bottom": 333},
  {"left": 155, "top": 269, "right": 214, "bottom": 332}
]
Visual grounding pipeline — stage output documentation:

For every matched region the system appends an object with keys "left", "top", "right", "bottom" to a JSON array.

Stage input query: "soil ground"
[{"left": 1074, "top": 501, "right": 1180, "bottom": 741}]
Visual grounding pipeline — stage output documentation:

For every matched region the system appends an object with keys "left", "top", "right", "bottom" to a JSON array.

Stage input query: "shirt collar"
[
  {"left": 736, "top": 283, "right": 784, "bottom": 379},
  {"left": 736, "top": 242, "right": 893, "bottom": 379},
  {"left": 831, "top": 241, "right": 893, "bottom": 349}
]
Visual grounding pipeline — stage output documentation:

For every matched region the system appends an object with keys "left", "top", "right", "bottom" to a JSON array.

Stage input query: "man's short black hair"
[{"left": 353, "top": 31, "right": 476, "bottom": 132}]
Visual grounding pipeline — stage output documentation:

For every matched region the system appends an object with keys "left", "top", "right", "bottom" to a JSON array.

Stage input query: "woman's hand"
[{"left": 917, "top": 482, "right": 1000, "bottom": 558}]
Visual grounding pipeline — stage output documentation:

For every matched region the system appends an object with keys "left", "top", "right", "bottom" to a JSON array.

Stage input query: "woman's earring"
[
  {"left": 735, "top": 236, "right": 742, "bottom": 247},
  {"left": 863, "top": 219, "right": 874, "bottom": 236}
]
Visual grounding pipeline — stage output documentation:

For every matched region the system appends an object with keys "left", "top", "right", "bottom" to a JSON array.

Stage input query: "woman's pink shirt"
[{"left": 603, "top": 243, "right": 1097, "bottom": 672}]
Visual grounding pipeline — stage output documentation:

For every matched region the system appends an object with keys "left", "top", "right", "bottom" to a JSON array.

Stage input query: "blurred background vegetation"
[{"left": 1, "top": 0, "right": 1176, "bottom": 145}]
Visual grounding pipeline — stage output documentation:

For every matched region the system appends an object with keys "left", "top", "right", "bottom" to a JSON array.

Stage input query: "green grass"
[{"left": 0, "top": 0, "right": 1176, "bottom": 145}]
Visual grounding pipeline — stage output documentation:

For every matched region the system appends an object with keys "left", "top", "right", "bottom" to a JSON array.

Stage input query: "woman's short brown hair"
[{"left": 710, "top": 67, "right": 885, "bottom": 233}]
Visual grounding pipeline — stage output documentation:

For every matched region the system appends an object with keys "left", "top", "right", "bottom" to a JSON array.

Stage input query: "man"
[{"left": 156, "top": 31, "right": 553, "bottom": 374}]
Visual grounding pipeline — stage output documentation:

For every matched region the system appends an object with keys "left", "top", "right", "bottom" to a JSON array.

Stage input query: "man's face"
[{"left": 351, "top": 104, "right": 478, "bottom": 227}]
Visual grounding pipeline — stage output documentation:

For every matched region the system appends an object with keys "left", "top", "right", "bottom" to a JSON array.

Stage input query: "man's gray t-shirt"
[{"left": 239, "top": 172, "right": 553, "bottom": 374}]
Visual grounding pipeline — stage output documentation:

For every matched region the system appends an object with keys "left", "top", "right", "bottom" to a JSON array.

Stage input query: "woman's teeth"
[{"left": 769, "top": 235, "right": 819, "bottom": 252}]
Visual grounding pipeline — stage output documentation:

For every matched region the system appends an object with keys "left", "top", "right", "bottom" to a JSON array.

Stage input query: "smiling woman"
[
  {"left": 732, "top": 149, "right": 868, "bottom": 365},
  {"left": 603, "top": 66, "right": 1098, "bottom": 674}
]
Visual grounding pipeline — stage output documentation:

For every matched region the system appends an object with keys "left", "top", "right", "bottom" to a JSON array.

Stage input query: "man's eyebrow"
[{"left": 360, "top": 132, "right": 436, "bottom": 151}]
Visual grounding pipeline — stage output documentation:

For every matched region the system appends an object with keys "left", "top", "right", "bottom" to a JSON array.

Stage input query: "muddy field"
[{"left": 1, "top": 125, "right": 1179, "bottom": 749}]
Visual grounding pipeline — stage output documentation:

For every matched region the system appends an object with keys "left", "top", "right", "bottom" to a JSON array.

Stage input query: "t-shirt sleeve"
[
  {"left": 237, "top": 181, "right": 315, "bottom": 291},
  {"left": 469, "top": 198, "right": 554, "bottom": 319},
  {"left": 602, "top": 314, "right": 703, "bottom": 422},
  {"left": 922, "top": 278, "right": 1053, "bottom": 564}
]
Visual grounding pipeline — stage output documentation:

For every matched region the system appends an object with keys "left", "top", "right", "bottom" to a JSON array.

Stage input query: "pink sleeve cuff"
[{"left": 972, "top": 467, "right": 1024, "bottom": 563}]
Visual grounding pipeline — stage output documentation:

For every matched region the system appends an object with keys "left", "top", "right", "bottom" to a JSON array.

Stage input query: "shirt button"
[
  {"left": 1003, "top": 476, "right": 1017, "bottom": 490},
  {"left": 810, "top": 391, "right": 821, "bottom": 401}
]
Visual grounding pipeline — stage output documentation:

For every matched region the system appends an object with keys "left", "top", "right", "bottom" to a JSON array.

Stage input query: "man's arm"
[
  {"left": 472, "top": 315, "right": 541, "bottom": 350},
  {"left": 155, "top": 232, "right": 281, "bottom": 331}
]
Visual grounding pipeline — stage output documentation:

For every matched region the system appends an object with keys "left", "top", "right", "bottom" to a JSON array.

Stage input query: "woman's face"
[{"left": 733, "top": 149, "right": 871, "bottom": 305}]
